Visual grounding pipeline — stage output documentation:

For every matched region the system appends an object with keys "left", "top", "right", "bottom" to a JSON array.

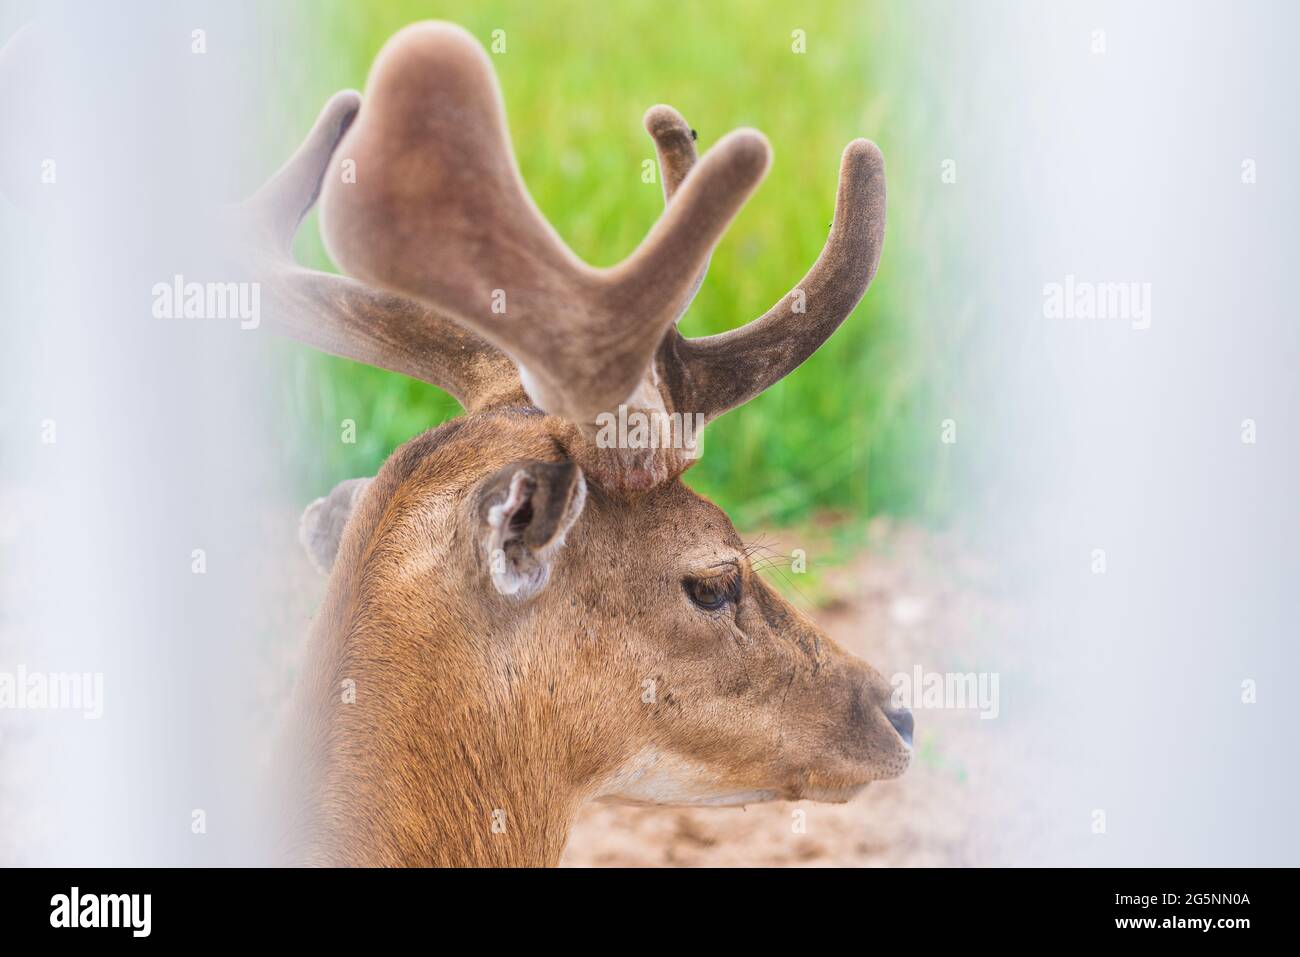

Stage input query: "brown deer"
[{"left": 236, "top": 22, "right": 909, "bottom": 866}]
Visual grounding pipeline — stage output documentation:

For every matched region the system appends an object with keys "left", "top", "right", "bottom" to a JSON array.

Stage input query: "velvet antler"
[
  {"left": 318, "top": 22, "right": 771, "bottom": 429},
  {"left": 241, "top": 21, "right": 886, "bottom": 490}
]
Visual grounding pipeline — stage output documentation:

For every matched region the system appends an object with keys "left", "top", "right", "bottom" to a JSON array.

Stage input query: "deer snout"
[
  {"left": 857, "top": 683, "right": 913, "bottom": 750},
  {"left": 851, "top": 670, "right": 915, "bottom": 770},
  {"left": 884, "top": 704, "right": 914, "bottom": 748},
  {"left": 804, "top": 671, "right": 913, "bottom": 797}
]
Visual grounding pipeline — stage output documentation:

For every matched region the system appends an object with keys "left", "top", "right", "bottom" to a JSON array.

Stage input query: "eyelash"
[{"left": 684, "top": 574, "right": 741, "bottom": 611}]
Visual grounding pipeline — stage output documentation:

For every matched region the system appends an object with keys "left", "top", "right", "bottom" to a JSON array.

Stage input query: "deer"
[{"left": 234, "top": 21, "right": 911, "bottom": 866}]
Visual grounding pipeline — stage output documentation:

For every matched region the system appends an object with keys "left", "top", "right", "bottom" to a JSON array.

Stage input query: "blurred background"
[{"left": 3, "top": 0, "right": 1297, "bottom": 866}]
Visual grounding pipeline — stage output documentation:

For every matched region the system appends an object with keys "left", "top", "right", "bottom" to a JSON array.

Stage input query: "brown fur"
[
  {"left": 240, "top": 21, "right": 905, "bottom": 866},
  {"left": 280, "top": 410, "right": 910, "bottom": 866}
]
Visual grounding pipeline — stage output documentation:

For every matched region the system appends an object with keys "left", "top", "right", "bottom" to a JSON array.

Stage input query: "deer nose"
[{"left": 884, "top": 705, "right": 914, "bottom": 748}]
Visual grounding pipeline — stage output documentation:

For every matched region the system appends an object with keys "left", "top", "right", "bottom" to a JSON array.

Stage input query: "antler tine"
[
  {"left": 319, "top": 22, "right": 769, "bottom": 427},
  {"left": 598, "top": 127, "right": 768, "bottom": 340},
  {"left": 667, "top": 138, "right": 887, "bottom": 422},
  {"left": 641, "top": 108, "right": 887, "bottom": 439},
  {"left": 644, "top": 104, "right": 698, "bottom": 202},
  {"left": 518, "top": 127, "right": 769, "bottom": 424},
  {"left": 643, "top": 104, "right": 707, "bottom": 312},
  {"left": 244, "top": 90, "right": 362, "bottom": 253},
  {"left": 233, "top": 91, "right": 519, "bottom": 411}
]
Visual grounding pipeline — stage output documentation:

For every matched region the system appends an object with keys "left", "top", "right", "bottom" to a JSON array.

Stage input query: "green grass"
[{"left": 267, "top": 0, "right": 967, "bottom": 530}]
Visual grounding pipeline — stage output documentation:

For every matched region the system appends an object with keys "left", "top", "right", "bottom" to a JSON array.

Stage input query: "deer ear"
[
  {"left": 479, "top": 461, "right": 587, "bottom": 599},
  {"left": 299, "top": 478, "right": 372, "bottom": 574}
]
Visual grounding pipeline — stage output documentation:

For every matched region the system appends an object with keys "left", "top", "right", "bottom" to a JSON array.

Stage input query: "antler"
[
  {"left": 638, "top": 106, "right": 886, "bottom": 427},
  {"left": 658, "top": 138, "right": 886, "bottom": 425},
  {"left": 242, "top": 21, "right": 885, "bottom": 491},
  {"left": 230, "top": 90, "right": 521, "bottom": 411},
  {"left": 319, "top": 22, "right": 771, "bottom": 429}
]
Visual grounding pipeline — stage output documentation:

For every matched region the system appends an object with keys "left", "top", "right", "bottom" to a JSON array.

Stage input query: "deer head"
[{"left": 239, "top": 22, "right": 906, "bottom": 866}]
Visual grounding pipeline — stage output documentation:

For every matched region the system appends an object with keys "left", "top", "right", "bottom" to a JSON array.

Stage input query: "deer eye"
[{"left": 683, "top": 574, "right": 740, "bottom": 612}]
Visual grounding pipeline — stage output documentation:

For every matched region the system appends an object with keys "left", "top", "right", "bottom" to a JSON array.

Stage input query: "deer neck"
[{"left": 291, "top": 584, "right": 606, "bottom": 866}]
